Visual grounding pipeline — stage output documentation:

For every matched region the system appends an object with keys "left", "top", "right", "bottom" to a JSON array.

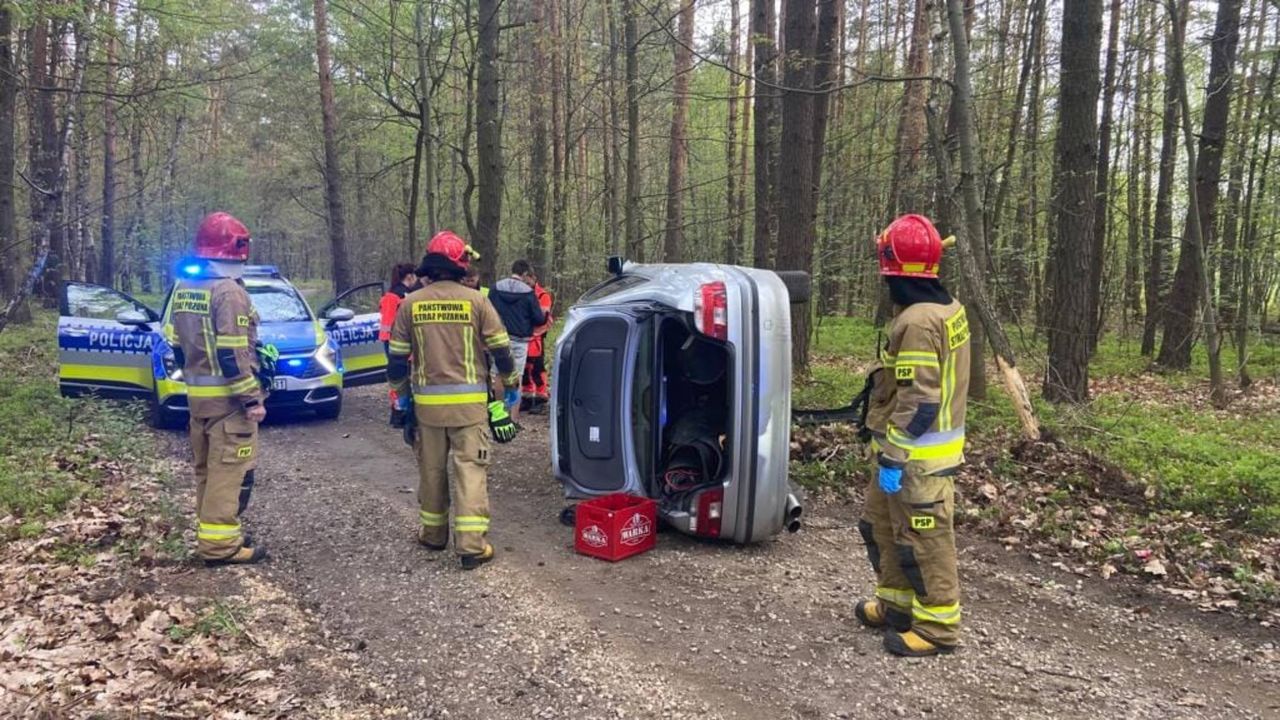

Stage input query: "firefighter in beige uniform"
[
  {"left": 387, "top": 231, "right": 519, "bottom": 570},
  {"left": 168, "top": 212, "right": 268, "bottom": 566},
  {"left": 855, "top": 214, "right": 970, "bottom": 657}
]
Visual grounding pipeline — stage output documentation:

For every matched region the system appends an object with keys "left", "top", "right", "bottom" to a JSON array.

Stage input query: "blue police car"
[{"left": 57, "top": 266, "right": 387, "bottom": 428}]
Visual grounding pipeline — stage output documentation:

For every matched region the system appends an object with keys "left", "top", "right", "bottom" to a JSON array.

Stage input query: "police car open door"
[
  {"left": 320, "top": 282, "right": 386, "bottom": 386},
  {"left": 58, "top": 282, "right": 160, "bottom": 400}
]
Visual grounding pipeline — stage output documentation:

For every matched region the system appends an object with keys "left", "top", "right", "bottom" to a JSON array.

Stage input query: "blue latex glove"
[
  {"left": 504, "top": 388, "right": 520, "bottom": 409},
  {"left": 396, "top": 395, "right": 412, "bottom": 411},
  {"left": 878, "top": 463, "right": 903, "bottom": 495}
]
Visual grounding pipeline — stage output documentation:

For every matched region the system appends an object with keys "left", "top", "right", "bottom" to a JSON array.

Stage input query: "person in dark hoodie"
[
  {"left": 380, "top": 263, "right": 419, "bottom": 423},
  {"left": 853, "top": 214, "right": 971, "bottom": 658},
  {"left": 487, "top": 260, "right": 546, "bottom": 421}
]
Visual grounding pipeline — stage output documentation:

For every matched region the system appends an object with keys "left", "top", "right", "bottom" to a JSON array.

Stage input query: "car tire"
[
  {"left": 773, "top": 270, "right": 812, "bottom": 304},
  {"left": 149, "top": 394, "right": 186, "bottom": 430},
  {"left": 315, "top": 394, "right": 343, "bottom": 420}
]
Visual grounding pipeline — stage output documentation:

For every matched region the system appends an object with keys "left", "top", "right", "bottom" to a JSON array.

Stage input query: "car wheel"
[
  {"left": 149, "top": 394, "right": 186, "bottom": 430},
  {"left": 315, "top": 394, "right": 343, "bottom": 420}
]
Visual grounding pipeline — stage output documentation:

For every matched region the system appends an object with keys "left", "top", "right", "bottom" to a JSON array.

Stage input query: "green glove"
[{"left": 488, "top": 401, "right": 518, "bottom": 443}]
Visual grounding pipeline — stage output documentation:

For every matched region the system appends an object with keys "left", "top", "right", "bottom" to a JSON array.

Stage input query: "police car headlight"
[
  {"left": 162, "top": 352, "right": 183, "bottom": 381},
  {"left": 313, "top": 344, "right": 338, "bottom": 374}
]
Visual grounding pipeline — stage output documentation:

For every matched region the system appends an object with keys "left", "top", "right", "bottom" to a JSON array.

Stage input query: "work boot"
[
  {"left": 854, "top": 599, "right": 911, "bottom": 632},
  {"left": 884, "top": 629, "right": 956, "bottom": 658},
  {"left": 460, "top": 544, "right": 495, "bottom": 570},
  {"left": 417, "top": 527, "right": 447, "bottom": 551},
  {"left": 204, "top": 544, "right": 267, "bottom": 568}
]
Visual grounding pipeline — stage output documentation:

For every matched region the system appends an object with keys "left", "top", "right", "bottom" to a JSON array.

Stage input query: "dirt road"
[{"left": 216, "top": 387, "right": 1277, "bottom": 719}]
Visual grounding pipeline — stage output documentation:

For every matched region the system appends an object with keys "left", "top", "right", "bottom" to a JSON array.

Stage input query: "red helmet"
[
  {"left": 424, "top": 230, "right": 471, "bottom": 271},
  {"left": 876, "top": 214, "right": 943, "bottom": 278},
  {"left": 195, "top": 212, "right": 252, "bottom": 262}
]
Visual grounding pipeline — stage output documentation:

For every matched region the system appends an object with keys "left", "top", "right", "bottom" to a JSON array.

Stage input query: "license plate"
[{"left": 272, "top": 378, "right": 288, "bottom": 391}]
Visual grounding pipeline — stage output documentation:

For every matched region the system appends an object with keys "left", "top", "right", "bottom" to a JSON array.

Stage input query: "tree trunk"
[
  {"left": 888, "top": 0, "right": 932, "bottom": 216},
  {"left": 725, "top": 0, "right": 741, "bottom": 265},
  {"left": 1009, "top": 0, "right": 1046, "bottom": 321},
  {"left": 1158, "top": 0, "right": 1242, "bottom": 371},
  {"left": 1143, "top": 2, "right": 1186, "bottom": 356},
  {"left": 776, "top": 0, "right": 816, "bottom": 371},
  {"left": 662, "top": 0, "right": 695, "bottom": 262},
  {"left": 1044, "top": 0, "right": 1103, "bottom": 404},
  {"left": 1089, "top": 0, "right": 1123, "bottom": 351},
  {"left": 159, "top": 114, "right": 186, "bottom": 288},
  {"left": 1238, "top": 52, "right": 1277, "bottom": 387},
  {"left": 416, "top": 0, "right": 437, "bottom": 240},
  {"left": 811, "top": 0, "right": 839, "bottom": 200},
  {"left": 934, "top": 0, "right": 1039, "bottom": 438},
  {"left": 735, "top": 38, "right": 752, "bottom": 267},
  {"left": 313, "top": 0, "right": 352, "bottom": 293},
  {"left": 100, "top": 0, "right": 119, "bottom": 286},
  {"left": 0, "top": 4, "right": 17, "bottom": 305},
  {"left": 1167, "top": 0, "right": 1228, "bottom": 406},
  {"left": 751, "top": 0, "right": 778, "bottom": 268},
  {"left": 605, "top": 0, "right": 623, "bottom": 259},
  {"left": 474, "top": 0, "right": 503, "bottom": 281},
  {"left": 29, "top": 13, "right": 66, "bottom": 303},
  {"left": 528, "top": 0, "right": 551, "bottom": 273},
  {"left": 624, "top": 0, "right": 642, "bottom": 261},
  {"left": 1123, "top": 0, "right": 1148, "bottom": 331}
]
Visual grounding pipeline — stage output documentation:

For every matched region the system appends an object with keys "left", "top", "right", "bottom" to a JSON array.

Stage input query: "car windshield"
[{"left": 246, "top": 282, "right": 312, "bottom": 322}]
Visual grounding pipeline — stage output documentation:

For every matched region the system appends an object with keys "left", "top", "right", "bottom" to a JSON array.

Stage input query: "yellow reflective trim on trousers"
[
  {"left": 453, "top": 515, "right": 490, "bottom": 531},
  {"left": 388, "top": 339, "right": 411, "bottom": 355},
  {"left": 187, "top": 384, "right": 235, "bottom": 398},
  {"left": 197, "top": 522, "right": 241, "bottom": 540},
  {"left": 876, "top": 586, "right": 915, "bottom": 608},
  {"left": 912, "top": 597, "right": 961, "bottom": 625},
  {"left": 215, "top": 334, "right": 249, "bottom": 349},
  {"left": 420, "top": 510, "right": 447, "bottom": 527},
  {"left": 413, "top": 392, "right": 488, "bottom": 406}
]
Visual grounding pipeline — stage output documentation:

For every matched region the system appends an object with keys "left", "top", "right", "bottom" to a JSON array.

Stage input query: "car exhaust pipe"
[{"left": 785, "top": 494, "right": 802, "bottom": 533}]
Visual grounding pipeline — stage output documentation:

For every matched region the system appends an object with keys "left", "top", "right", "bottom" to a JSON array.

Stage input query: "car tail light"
[
  {"left": 694, "top": 486, "right": 724, "bottom": 538},
  {"left": 694, "top": 281, "right": 728, "bottom": 340}
]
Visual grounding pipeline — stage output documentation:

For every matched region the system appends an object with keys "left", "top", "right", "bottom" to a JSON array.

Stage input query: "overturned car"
[{"left": 551, "top": 259, "right": 809, "bottom": 544}]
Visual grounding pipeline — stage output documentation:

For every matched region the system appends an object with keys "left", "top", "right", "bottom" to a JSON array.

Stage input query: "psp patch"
[
  {"left": 412, "top": 300, "right": 473, "bottom": 324},
  {"left": 236, "top": 314, "right": 250, "bottom": 327},
  {"left": 911, "top": 515, "right": 936, "bottom": 531},
  {"left": 236, "top": 446, "right": 254, "bottom": 459},
  {"left": 895, "top": 366, "right": 915, "bottom": 386}
]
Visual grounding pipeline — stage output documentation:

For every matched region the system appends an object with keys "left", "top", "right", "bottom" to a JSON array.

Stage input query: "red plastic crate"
[{"left": 574, "top": 493, "right": 657, "bottom": 561}]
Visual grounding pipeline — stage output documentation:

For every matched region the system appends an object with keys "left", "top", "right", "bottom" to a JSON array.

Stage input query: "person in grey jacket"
[{"left": 487, "top": 260, "right": 546, "bottom": 421}]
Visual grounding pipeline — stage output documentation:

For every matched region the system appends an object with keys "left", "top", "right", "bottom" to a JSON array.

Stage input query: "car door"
[
  {"left": 58, "top": 282, "right": 160, "bottom": 400},
  {"left": 319, "top": 282, "right": 386, "bottom": 386}
]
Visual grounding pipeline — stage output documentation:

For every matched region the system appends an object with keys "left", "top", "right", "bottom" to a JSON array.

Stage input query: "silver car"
[{"left": 551, "top": 259, "right": 808, "bottom": 544}]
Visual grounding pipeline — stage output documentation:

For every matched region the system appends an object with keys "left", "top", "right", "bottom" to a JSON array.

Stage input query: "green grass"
[
  {"left": 0, "top": 312, "right": 151, "bottom": 528},
  {"left": 793, "top": 315, "right": 1280, "bottom": 533},
  {"left": 167, "top": 600, "right": 246, "bottom": 641}
]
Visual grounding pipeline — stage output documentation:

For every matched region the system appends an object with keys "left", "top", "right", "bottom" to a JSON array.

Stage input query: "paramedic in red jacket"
[{"left": 522, "top": 280, "right": 554, "bottom": 408}]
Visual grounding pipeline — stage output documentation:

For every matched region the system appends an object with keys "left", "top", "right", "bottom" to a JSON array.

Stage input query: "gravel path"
[{"left": 207, "top": 387, "right": 1278, "bottom": 719}]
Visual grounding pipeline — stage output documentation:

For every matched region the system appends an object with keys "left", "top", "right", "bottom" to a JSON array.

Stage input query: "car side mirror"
[
  {"left": 325, "top": 307, "right": 355, "bottom": 323},
  {"left": 116, "top": 309, "right": 151, "bottom": 327}
]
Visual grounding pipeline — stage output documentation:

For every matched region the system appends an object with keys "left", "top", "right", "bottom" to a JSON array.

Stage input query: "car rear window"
[
  {"left": 247, "top": 283, "right": 312, "bottom": 322},
  {"left": 580, "top": 275, "right": 649, "bottom": 302}
]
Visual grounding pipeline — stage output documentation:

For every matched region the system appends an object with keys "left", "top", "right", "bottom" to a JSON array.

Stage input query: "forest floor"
[{"left": 2, "top": 313, "right": 1278, "bottom": 718}]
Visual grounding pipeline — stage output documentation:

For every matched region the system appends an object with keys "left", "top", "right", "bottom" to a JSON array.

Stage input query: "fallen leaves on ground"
[{"left": 0, "top": 455, "right": 301, "bottom": 718}]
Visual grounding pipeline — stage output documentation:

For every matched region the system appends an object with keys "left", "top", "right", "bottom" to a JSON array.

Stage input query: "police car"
[{"left": 57, "top": 266, "right": 387, "bottom": 428}]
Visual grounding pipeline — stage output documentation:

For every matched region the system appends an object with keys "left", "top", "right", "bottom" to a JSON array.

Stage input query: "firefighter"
[
  {"left": 387, "top": 230, "right": 520, "bottom": 570},
  {"left": 854, "top": 214, "right": 970, "bottom": 657},
  {"left": 167, "top": 212, "right": 269, "bottom": 566},
  {"left": 521, "top": 280, "right": 554, "bottom": 410}
]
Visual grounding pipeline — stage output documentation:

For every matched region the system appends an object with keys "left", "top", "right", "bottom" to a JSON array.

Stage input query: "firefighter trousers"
[
  {"left": 859, "top": 461, "right": 961, "bottom": 645},
  {"left": 414, "top": 421, "right": 492, "bottom": 556},
  {"left": 190, "top": 411, "right": 259, "bottom": 560}
]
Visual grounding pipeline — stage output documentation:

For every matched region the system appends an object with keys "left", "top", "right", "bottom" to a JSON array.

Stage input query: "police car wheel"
[
  {"left": 315, "top": 395, "right": 343, "bottom": 420},
  {"left": 149, "top": 395, "right": 186, "bottom": 430}
]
